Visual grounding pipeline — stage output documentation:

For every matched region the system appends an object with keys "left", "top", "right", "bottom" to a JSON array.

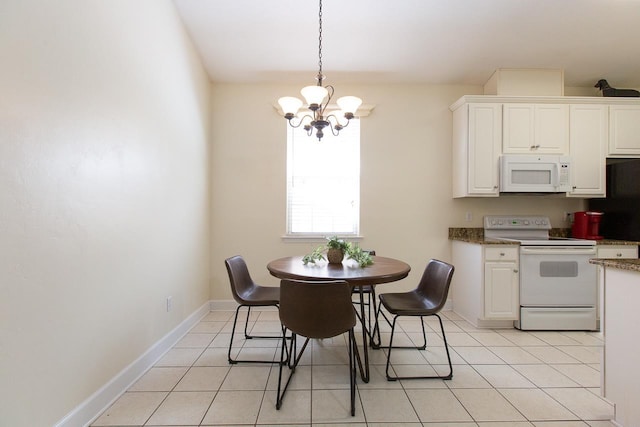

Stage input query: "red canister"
[
  {"left": 586, "top": 211, "right": 604, "bottom": 240},
  {"left": 572, "top": 211, "right": 588, "bottom": 238}
]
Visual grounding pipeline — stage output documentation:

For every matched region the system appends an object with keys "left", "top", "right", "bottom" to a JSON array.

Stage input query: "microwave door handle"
[{"left": 552, "top": 163, "right": 559, "bottom": 189}]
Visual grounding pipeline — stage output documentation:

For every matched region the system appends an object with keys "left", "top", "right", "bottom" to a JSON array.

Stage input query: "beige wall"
[
  {"left": 0, "top": 1, "right": 211, "bottom": 425},
  {"left": 209, "top": 83, "right": 585, "bottom": 298}
]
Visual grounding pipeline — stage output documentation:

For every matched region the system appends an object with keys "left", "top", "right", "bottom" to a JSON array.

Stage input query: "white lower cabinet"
[
  {"left": 601, "top": 266, "right": 640, "bottom": 426},
  {"left": 452, "top": 241, "right": 519, "bottom": 328},
  {"left": 597, "top": 245, "right": 638, "bottom": 259},
  {"left": 596, "top": 245, "right": 638, "bottom": 331},
  {"left": 484, "top": 247, "right": 520, "bottom": 319}
]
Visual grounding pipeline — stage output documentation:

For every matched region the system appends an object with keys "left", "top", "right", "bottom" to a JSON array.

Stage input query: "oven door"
[{"left": 519, "top": 246, "right": 597, "bottom": 306}]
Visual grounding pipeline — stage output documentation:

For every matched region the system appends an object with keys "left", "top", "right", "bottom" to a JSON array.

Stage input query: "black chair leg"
[
  {"left": 228, "top": 304, "right": 286, "bottom": 364},
  {"left": 276, "top": 330, "right": 310, "bottom": 410},
  {"left": 384, "top": 315, "right": 400, "bottom": 381},
  {"left": 228, "top": 304, "right": 244, "bottom": 364},
  {"left": 384, "top": 313, "right": 453, "bottom": 381},
  {"left": 276, "top": 326, "right": 289, "bottom": 410},
  {"left": 435, "top": 313, "right": 453, "bottom": 380}
]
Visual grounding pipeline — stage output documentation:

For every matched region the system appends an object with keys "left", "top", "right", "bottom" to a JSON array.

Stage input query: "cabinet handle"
[
  {"left": 573, "top": 186, "right": 577, "bottom": 190},
  {"left": 514, "top": 269, "right": 519, "bottom": 273},
  {"left": 617, "top": 253, "right": 623, "bottom": 257},
  {"left": 500, "top": 252, "right": 505, "bottom": 256}
]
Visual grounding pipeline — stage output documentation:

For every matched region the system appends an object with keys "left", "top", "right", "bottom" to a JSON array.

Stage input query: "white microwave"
[{"left": 500, "top": 155, "right": 571, "bottom": 193}]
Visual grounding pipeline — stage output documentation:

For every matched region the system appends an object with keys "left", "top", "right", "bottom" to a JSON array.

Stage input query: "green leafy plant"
[
  {"left": 347, "top": 245, "right": 374, "bottom": 268},
  {"left": 302, "top": 236, "right": 374, "bottom": 268},
  {"left": 302, "top": 246, "right": 326, "bottom": 265},
  {"left": 326, "top": 236, "right": 351, "bottom": 251}
]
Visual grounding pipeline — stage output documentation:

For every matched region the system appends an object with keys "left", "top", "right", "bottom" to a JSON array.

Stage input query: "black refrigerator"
[{"left": 588, "top": 158, "right": 640, "bottom": 241}]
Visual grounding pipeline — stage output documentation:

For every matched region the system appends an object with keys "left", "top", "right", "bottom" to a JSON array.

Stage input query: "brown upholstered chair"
[
  {"left": 276, "top": 279, "right": 359, "bottom": 416},
  {"left": 225, "top": 255, "right": 282, "bottom": 364},
  {"left": 377, "top": 259, "right": 455, "bottom": 381}
]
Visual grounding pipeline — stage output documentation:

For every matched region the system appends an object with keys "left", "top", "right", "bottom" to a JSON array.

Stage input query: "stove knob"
[{"left": 523, "top": 220, "right": 530, "bottom": 225}]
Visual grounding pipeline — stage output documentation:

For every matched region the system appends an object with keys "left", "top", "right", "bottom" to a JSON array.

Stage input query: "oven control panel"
[{"left": 484, "top": 215, "right": 551, "bottom": 230}]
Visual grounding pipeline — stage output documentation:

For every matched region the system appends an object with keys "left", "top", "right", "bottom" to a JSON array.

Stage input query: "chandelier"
[{"left": 277, "top": 0, "right": 362, "bottom": 141}]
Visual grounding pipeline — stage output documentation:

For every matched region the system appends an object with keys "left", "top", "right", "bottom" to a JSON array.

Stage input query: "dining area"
[
  {"left": 89, "top": 248, "right": 615, "bottom": 426},
  {"left": 225, "top": 250, "right": 456, "bottom": 417}
]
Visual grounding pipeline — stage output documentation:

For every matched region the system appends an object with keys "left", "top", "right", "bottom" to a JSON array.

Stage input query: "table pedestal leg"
[{"left": 354, "top": 285, "right": 370, "bottom": 383}]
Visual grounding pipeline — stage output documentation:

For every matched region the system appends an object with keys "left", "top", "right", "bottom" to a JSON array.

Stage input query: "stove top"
[
  {"left": 484, "top": 215, "right": 596, "bottom": 246},
  {"left": 489, "top": 236, "right": 596, "bottom": 246}
]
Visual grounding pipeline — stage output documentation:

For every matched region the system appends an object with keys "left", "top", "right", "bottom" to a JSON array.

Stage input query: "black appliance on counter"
[{"left": 588, "top": 158, "right": 640, "bottom": 242}]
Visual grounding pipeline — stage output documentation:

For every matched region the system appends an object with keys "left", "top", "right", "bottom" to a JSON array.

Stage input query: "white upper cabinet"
[
  {"left": 568, "top": 104, "right": 607, "bottom": 198},
  {"left": 609, "top": 105, "right": 640, "bottom": 156},
  {"left": 452, "top": 103, "right": 501, "bottom": 198},
  {"left": 449, "top": 96, "right": 640, "bottom": 199},
  {"left": 503, "top": 104, "right": 569, "bottom": 154}
]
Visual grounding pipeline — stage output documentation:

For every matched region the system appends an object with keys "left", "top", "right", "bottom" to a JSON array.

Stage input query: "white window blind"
[{"left": 286, "top": 119, "right": 360, "bottom": 236}]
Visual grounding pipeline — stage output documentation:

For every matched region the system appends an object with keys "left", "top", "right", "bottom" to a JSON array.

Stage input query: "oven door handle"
[{"left": 520, "top": 246, "right": 596, "bottom": 255}]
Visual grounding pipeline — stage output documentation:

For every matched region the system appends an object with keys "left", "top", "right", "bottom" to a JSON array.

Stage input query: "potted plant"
[
  {"left": 326, "top": 236, "right": 350, "bottom": 264},
  {"left": 302, "top": 236, "right": 374, "bottom": 267}
]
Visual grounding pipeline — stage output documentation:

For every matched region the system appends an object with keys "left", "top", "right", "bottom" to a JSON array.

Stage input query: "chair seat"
[
  {"left": 243, "top": 286, "right": 280, "bottom": 306},
  {"left": 379, "top": 290, "right": 439, "bottom": 316}
]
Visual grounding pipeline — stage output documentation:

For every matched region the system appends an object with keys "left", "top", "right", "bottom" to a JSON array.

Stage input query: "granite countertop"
[
  {"left": 449, "top": 228, "right": 640, "bottom": 246},
  {"left": 448, "top": 228, "right": 514, "bottom": 245},
  {"left": 590, "top": 258, "right": 640, "bottom": 272}
]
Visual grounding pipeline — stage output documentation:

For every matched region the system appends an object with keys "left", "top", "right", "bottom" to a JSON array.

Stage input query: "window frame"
[{"left": 284, "top": 119, "right": 361, "bottom": 240}]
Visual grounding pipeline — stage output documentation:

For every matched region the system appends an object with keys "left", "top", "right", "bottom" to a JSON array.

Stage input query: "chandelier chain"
[{"left": 317, "top": 0, "right": 323, "bottom": 82}]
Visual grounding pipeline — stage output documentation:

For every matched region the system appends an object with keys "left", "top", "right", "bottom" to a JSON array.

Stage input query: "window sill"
[{"left": 281, "top": 235, "right": 363, "bottom": 244}]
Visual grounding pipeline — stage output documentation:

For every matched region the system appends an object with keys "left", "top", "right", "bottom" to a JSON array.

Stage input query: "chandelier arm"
[
  {"left": 329, "top": 121, "right": 340, "bottom": 137},
  {"left": 326, "top": 113, "right": 351, "bottom": 129},
  {"left": 286, "top": 114, "right": 314, "bottom": 129},
  {"left": 319, "top": 84, "right": 334, "bottom": 116}
]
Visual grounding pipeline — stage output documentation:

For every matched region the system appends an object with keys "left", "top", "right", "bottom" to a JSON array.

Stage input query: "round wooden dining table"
[{"left": 267, "top": 255, "right": 411, "bottom": 382}]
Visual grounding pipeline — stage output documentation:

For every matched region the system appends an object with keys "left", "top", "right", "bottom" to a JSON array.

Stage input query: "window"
[{"left": 286, "top": 120, "right": 360, "bottom": 237}]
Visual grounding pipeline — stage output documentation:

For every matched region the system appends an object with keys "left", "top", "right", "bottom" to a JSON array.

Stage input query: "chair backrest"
[
  {"left": 416, "top": 259, "right": 455, "bottom": 312},
  {"left": 225, "top": 255, "right": 258, "bottom": 304},
  {"left": 279, "top": 279, "right": 356, "bottom": 339}
]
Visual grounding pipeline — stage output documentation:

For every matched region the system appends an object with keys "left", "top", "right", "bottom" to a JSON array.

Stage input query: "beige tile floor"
[{"left": 91, "top": 308, "right": 616, "bottom": 426}]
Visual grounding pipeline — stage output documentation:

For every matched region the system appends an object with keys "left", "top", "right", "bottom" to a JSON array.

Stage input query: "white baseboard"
[{"left": 55, "top": 301, "right": 211, "bottom": 427}]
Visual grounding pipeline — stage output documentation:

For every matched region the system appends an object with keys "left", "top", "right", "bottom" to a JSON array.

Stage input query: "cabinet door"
[
  {"left": 484, "top": 261, "right": 519, "bottom": 319},
  {"left": 609, "top": 105, "right": 640, "bottom": 156},
  {"left": 503, "top": 104, "right": 535, "bottom": 153},
  {"left": 467, "top": 103, "right": 501, "bottom": 195},
  {"left": 568, "top": 104, "right": 607, "bottom": 197},
  {"left": 535, "top": 104, "right": 569, "bottom": 153},
  {"left": 503, "top": 104, "right": 568, "bottom": 154}
]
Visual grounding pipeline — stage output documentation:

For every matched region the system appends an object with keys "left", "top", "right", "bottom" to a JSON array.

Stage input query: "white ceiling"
[{"left": 173, "top": 0, "right": 640, "bottom": 89}]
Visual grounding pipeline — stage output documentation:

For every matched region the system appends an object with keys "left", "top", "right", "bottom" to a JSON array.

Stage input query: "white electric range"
[{"left": 484, "top": 215, "right": 598, "bottom": 331}]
